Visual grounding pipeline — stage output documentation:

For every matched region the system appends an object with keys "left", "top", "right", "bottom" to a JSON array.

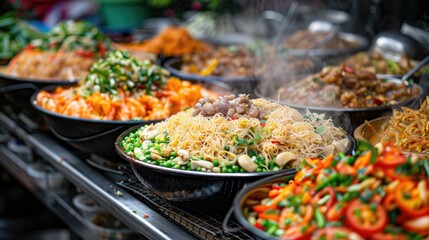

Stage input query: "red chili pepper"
[
  {"left": 253, "top": 204, "right": 272, "bottom": 213},
  {"left": 258, "top": 213, "right": 280, "bottom": 221},
  {"left": 76, "top": 49, "right": 94, "bottom": 58},
  {"left": 254, "top": 221, "right": 265, "bottom": 231}
]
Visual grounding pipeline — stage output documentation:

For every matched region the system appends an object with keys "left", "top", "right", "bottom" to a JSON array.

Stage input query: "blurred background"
[{"left": 1, "top": 0, "right": 428, "bottom": 42}]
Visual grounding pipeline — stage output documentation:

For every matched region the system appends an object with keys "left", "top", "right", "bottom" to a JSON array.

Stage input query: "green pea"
[
  {"left": 226, "top": 168, "right": 233, "bottom": 173},
  {"left": 152, "top": 161, "right": 159, "bottom": 165},
  {"left": 196, "top": 167, "right": 202, "bottom": 171},
  {"left": 256, "top": 167, "right": 263, "bottom": 173},
  {"left": 232, "top": 165, "right": 239, "bottom": 172},
  {"left": 212, "top": 160, "right": 220, "bottom": 167}
]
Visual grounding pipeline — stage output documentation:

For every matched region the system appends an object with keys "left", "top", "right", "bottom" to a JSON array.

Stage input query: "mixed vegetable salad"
[{"left": 244, "top": 141, "right": 429, "bottom": 239}]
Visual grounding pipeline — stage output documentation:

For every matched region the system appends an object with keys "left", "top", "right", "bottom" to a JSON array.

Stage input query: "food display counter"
[
  {"left": 1, "top": 2, "right": 429, "bottom": 240},
  {"left": 0, "top": 107, "right": 252, "bottom": 240}
]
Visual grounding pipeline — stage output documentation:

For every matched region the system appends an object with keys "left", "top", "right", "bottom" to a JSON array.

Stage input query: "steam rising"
[{"left": 187, "top": 1, "right": 425, "bottom": 134}]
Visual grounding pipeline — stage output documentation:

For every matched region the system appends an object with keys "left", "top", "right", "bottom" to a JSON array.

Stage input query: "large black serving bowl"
[
  {"left": 31, "top": 81, "right": 231, "bottom": 161},
  {"left": 0, "top": 67, "right": 79, "bottom": 112},
  {"left": 225, "top": 172, "right": 296, "bottom": 239},
  {"left": 115, "top": 124, "right": 356, "bottom": 213},
  {"left": 255, "top": 77, "right": 423, "bottom": 135}
]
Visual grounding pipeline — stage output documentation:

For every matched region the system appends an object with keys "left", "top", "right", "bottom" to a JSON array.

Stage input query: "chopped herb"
[{"left": 315, "top": 125, "right": 326, "bottom": 134}]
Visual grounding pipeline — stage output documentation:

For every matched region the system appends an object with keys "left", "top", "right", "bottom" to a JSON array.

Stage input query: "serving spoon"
[{"left": 401, "top": 53, "right": 429, "bottom": 87}]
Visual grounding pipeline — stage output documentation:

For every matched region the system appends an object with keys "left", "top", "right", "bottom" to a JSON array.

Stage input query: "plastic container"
[
  {"left": 87, "top": 212, "right": 137, "bottom": 240},
  {"left": 72, "top": 194, "right": 105, "bottom": 220},
  {"left": 7, "top": 139, "right": 33, "bottom": 163},
  {"left": 26, "top": 163, "right": 65, "bottom": 192}
]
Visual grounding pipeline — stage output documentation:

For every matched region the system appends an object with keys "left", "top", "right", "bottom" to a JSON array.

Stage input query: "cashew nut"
[
  {"left": 190, "top": 160, "right": 214, "bottom": 170},
  {"left": 144, "top": 130, "right": 159, "bottom": 140},
  {"left": 238, "top": 154, "right": 258, "bottom": 172},
  {"left": 142, "top": 140, "right": 152, "bottom": 149},
  {"left": 275, "top": 152, "right": 296, "bottom": 167},
  {"left": 375, "top": 142, "right": 383, "bottom": 154},
  {"left": 178, "top": 149, "right": 190, "bottom": 161},
  {"left": 172, "top": 157, "right": 188, "bottom": 166},
  {"left": 150, "top": 152, "right": 163, "bottom": 160}
]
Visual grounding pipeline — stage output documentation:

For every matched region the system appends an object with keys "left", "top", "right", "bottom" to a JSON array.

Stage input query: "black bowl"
[
  {"left": 255, "top": 77, "right": 423, "bottom": 135},
  {"left": 115, "top": 124, "right": 355, "bottom": 213},
  {"left": 226, "top": 172, "right": 296, "bottom": 239},
  {"left": 285, "top": 32, "right": 369, "bottom": 65},
  {"left": 31, "top": 81, "right": 231, "bottom": 160},
  {"left": 0, "top": 67, "right": 79, "bottom": 111},
  {"left": 164, "top": 58, "right": 258, "bottom": 96}
]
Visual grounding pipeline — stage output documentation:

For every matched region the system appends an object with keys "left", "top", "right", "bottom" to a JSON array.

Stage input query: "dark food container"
[
  {"left": 31, "top": 81, "right": 231, "bottom": 161},
  {"left": 0, "top": 67, "right": 79, "bottom": 112},
  {"left": 115, "top": 124, "right": 355, "bottom": 213},
  {"left": 285, "top": 32, "right": 369, "bottom": 65},
  {"left": 255, "top": 78, "right": 423, "bottom": 135},
  {"left": 164, "top": 58, "right": 258, "bottom": 96},
  {"left": 224, "top": 172, "right": 296, "bottom": 239}
]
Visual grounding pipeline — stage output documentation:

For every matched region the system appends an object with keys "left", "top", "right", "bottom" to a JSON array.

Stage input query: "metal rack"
[{"left": 0, "top": 110, "right": 252, "bottom": 240}]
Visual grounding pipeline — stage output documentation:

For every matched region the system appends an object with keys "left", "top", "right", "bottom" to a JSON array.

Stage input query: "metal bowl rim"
[{"left": 0, "top": 67, "right": 80, "bottom": 85}]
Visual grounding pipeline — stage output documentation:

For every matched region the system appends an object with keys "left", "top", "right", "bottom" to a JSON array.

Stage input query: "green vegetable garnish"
[{"left": 82, "top": 50, "right": 169, "bottom": 95}]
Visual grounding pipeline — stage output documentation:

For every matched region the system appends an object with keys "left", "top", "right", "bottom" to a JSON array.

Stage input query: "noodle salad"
[
  {"left": 383, "top": 96, "right": 429, "bottom": 154},
  {"left": 120, "top": 95, "right": 350, "bottom": 173}
]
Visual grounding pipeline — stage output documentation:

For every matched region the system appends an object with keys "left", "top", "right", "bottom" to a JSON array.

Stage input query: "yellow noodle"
[{"left": 138, "top": 98, "right": 348, "bottom": 168}]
